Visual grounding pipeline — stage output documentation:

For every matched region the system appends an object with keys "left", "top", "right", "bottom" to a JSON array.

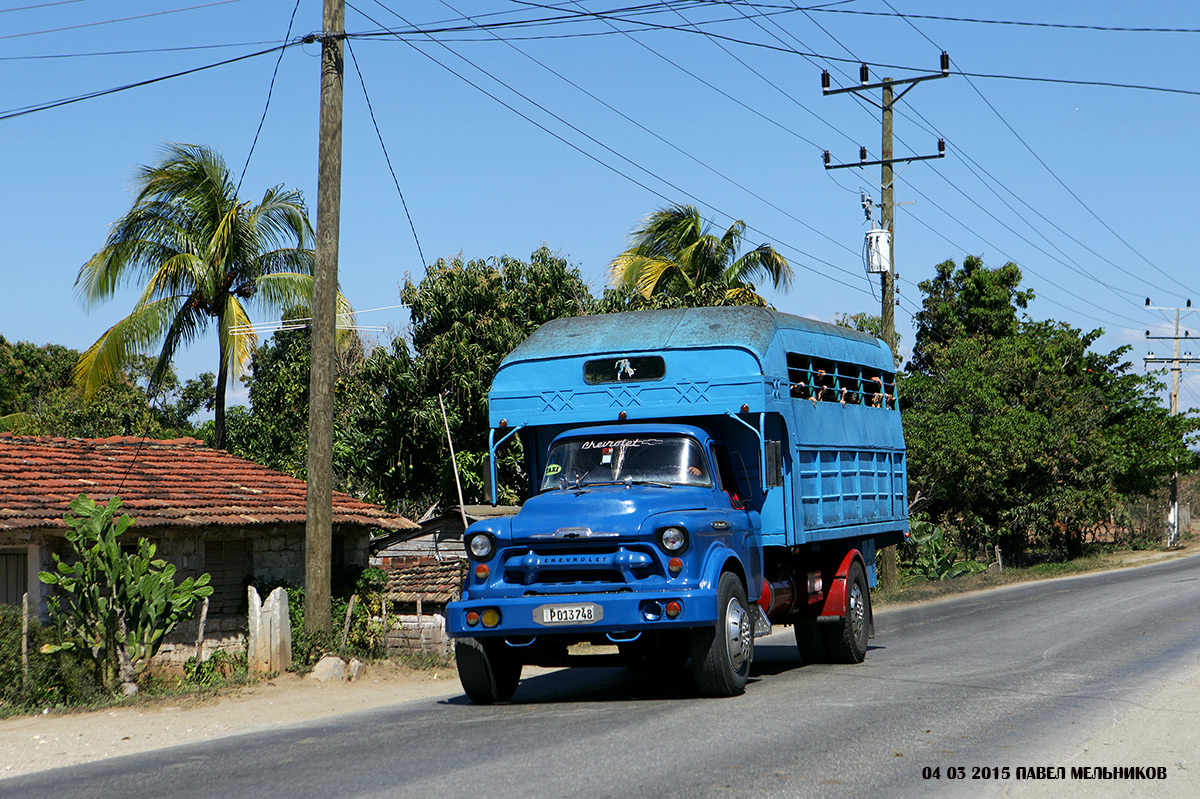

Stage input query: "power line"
[
  {"left": 805, "top": 7, "right": 1200, "bottom": 35},
  {"left": 0, "top": 0, "right": 244, "bottom": 41},
  {"left": 0, "top": 41, "right": 282, "bottom": 61},
  {"left": 353, "top": 2, "right": 872, "bottom": 295},
  {"left": 0, "top": 0, "right": 93, "bottom": 14},
  {"left": 880, "top": 0, "right": 1193, "bottom": 297},
  {"left": 0, "top": 44, "right": 288, "bottom": 121},
  {"left": 430, "top": 0, "right": 863, "bottom": 268},
  {"left": 237, "top": 0, "right": 302, "bottom": 193},
  {"left": 344, "top": 38, "right": 426, "bottom": 267}
]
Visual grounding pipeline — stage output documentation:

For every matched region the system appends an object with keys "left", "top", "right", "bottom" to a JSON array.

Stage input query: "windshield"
[{"left": 540, "top": 435, "right": 712, "bottom": 491}]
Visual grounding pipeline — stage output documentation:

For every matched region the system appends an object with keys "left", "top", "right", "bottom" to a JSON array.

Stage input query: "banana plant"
[{"left": 904, "top": 520, "right": 988, "bottom": 583}]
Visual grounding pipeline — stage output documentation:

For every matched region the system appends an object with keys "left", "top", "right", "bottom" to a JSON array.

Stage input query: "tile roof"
[
  {"left": 384, "top": 559, "right": 466, "bottom": 604},
  {"left": 0, "top": 433, "right": 418, "bottom": 534}
]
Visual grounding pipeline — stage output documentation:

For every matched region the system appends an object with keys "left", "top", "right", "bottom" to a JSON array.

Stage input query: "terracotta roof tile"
[
  {"left": 0, "top": 433, "right": 418, "bottom": 534},
  {"left": 384, "top": 559, "right": 466, "bottom": 604}
]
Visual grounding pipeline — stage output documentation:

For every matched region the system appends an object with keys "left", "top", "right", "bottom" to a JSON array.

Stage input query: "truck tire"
[
  {"left": 825, "top": 561, "right": 870, "bottom": 664},
  {"left": 794, "top": 624, "right": 829, "bottom": 665},
  {"left": 455, "top": 637, "right": 522, "bottom": 704},
  {"left": 691, "top": 572, "right": 753, "bottom": 696}
]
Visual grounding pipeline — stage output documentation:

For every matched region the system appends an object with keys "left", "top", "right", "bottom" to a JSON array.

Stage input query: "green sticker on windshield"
[{"left": 544, "top": 463, "right": 562, "bottom": 476}]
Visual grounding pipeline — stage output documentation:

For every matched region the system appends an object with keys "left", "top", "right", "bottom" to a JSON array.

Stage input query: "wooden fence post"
[
  {"left": 195, "top": 596, "right": 210, "bottom": 661},
  {"left": 339, "top": 595, "right": 356, "bottom": 653},
  {"left": 21, "top": 592, "right": 29, "bottom": 691}
]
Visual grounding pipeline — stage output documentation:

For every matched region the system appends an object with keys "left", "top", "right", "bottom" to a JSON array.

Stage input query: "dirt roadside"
[
  {"left": 2, "top": 547, "right": 1196, "bottom": 784},
  {"left": 0, "top": 661, "right": 466, "bottom": 779}
]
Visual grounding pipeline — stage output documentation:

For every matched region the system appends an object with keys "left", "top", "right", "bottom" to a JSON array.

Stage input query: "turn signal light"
[
  {"left": 665, "top": 600, "right": 682, "bottom": 619},
  {"left": 465, "top": 611, "right": 480, "bottom": 627},
  {"left": 481, "top": 608, "right": 501, "bottom": 628},
  {"left": 668, "top": 557, "right": 683, "bottom": 576},
  {"left": 475, "top": 564, "right": 490, "bottom": 581}
]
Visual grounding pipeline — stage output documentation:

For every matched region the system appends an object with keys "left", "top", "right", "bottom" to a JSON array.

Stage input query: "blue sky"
[{"left": 3, "top": 1, "right": 1199, "bottom": 411}]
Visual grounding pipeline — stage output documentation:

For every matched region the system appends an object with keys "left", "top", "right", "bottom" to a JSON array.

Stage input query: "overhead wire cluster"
[{"left": 3, "top": 0, "right": 1193, "bottom": 344}]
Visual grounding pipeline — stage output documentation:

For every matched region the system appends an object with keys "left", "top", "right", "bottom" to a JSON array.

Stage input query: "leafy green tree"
[
  {"left": 342, "top": 247, "right": 595, "bottom": 511},
  {"left": 903, "top": 257, "right": 1197, "bottom": 560},
  {"left": 222, "top": 321, "right": 362, "bottom": 480},
  {"left": 72, "top": 143, "right": 341, "bottom": 449},
  {"left": 1, "top": 337, "right": 210, "bottom": 438},
  {"left": 39, "top": 494, "right": 213, "bottom": 696},
  {"left": 910, "top": 255, "right": 1033, "bottom": 372},
  {"left": 609, "top": 204, "right": 792, "bottom": 304}
]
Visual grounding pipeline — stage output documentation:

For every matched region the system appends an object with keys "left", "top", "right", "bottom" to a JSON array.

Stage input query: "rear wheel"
[
  {"left": 455, "top": 637, "right": 523, "bottom": 704},
  {"left": 794, "top": 624, "right": 829, "bottom": 665},
  {"left": 691, "top": 572, "right": 753, "bottom": 696},
  {"left": 826, "top": 561, "right": 870, "bottom": 664}
]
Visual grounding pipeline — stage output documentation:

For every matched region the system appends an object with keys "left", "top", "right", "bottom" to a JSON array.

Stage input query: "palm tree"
[
  {"left": 609, "top": 204, "right": 793, "bottom": 304},
  {"left": 74, "top": 143, "right": 345, "bottom": 449}
]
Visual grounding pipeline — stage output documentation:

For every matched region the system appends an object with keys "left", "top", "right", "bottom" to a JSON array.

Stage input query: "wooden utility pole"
[
  {"left": 1145, "top": 299, "right": 1198, "bottom": 548},
  {"left": 305, "top": 0, "right": 344, "bottom": 633},
  {"left": 880, "top": 78, "right": 895, "bottom": 355},
  {"left": 822, "top": 57, "right": 948, "bottom": 590}
]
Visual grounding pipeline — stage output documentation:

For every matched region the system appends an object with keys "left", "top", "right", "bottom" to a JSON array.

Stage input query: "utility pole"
[
  {"left": 822, "top": 56, "right": 948, "bottom": 590},
  {"left": 305, "top": 0, "right": 344, "bottom": 633},
  {"left": 1144, "top": 298, "right": 1198, "bottom": 548},
  {"left": 822, "top": 55, "right": 948, "bottom": 355}
]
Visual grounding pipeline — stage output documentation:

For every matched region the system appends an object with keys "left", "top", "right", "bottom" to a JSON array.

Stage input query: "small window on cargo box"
[{"left": 583, "top": 356, "right": 665, "bottom": 384}]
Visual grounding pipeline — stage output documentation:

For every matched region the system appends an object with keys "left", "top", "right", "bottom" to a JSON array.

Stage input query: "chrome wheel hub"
[{"left": 725, "top": 598, "right": 753, "bottom": 670}]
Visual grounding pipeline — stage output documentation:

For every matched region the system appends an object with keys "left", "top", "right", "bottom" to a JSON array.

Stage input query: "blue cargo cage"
[{"left": 447, "top": 306, "right": 908, "bottom": 702}]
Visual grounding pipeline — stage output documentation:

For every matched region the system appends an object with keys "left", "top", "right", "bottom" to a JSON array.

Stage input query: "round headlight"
[
  {"left": 469, "top": 534, "right": 495, "bottom": 560},
  {"left": 659, "top": 526, "right": 687, "bottom": 552}
]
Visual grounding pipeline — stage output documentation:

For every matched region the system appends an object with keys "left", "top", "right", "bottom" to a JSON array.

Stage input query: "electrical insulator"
[
  {"left": 859, "top": 146, "right": 867, "bottom": 161},
  {"left": 823, "top": 150, "right": 831, "bottom": 167},
  {"left": 938, "top": 138, "right": 945, "bottom": 155},
  {"left": 822, "top": 70, "right": 831, "bottom": 91},
  {"left": 941, "top": 51, "right": 950, "bottom": 74},
  {"left": 1146, "top": 298, "right": 1152, "bottom": 307},
  {"left": 860, "top": 63, "right": 869, "bottom": 84}
]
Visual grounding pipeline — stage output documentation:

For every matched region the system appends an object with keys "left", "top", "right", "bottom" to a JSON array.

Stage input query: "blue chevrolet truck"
[{"left": 446, "top": 306, "right": 908, "bottom": 701}]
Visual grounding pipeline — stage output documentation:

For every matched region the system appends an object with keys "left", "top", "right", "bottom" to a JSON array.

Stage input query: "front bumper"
[{"left": 446, "top": 587, "right": 719, "bottom": 639}]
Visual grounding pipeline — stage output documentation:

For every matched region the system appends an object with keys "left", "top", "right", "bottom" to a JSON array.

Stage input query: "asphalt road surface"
[{"left": 7, "top": 554, "right": 1199, "bottom": 799}]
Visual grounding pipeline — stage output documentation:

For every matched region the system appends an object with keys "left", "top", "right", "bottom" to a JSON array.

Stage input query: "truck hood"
[{"left": 512, "top": 485, "right": 709, "bottom": 541}]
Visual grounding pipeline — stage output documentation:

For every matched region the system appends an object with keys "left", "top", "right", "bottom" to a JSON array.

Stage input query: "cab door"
[{"left": 710, "top": 442, "right": 763, "bottom": 588}]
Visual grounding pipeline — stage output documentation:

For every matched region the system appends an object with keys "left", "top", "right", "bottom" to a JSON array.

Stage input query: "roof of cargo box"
[{"left": 502, "top": 306, "right": 880, "bottom": 366}]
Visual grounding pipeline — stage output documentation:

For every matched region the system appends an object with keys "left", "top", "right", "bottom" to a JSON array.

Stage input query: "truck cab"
[{"left": 446, "top": 307, "right": 907, "bottom": 701}]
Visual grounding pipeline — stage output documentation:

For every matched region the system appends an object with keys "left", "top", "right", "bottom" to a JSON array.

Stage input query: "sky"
[{"left": 3, "top": 0, "right": 1200, "bottom": 413}]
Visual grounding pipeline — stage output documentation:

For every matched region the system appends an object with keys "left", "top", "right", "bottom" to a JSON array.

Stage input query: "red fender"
[{"left": 816, "top": 549, "right": 864, "bottom": 621}]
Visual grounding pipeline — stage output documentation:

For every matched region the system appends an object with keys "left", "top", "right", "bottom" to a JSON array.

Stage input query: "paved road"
[{"left": 8, "top": 554, "right": 1199, "bottom": 799}]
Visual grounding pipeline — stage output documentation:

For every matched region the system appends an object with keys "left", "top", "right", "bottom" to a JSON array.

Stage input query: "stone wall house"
[{"left": 0, "top": 433, "right": 417, "bottom": 662}]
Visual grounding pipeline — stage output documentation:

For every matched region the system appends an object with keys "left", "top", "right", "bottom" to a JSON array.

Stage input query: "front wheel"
[
  {"left": 691, "top": 572, "right": 753, "bottom": 696},
  {"left": 825, "top": 561, "right": 870, "bottom": 664},
  {"left": 455, "top": 637, "right": 522, "bottom": 704}
]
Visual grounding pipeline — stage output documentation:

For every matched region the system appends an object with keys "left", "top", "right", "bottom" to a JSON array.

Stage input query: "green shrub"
[
  {"left": 182, "top": 648, "right": 247, "bottom": 687},
  {"left": 0, "top": 604, "right": 101, "bottom": 715}
]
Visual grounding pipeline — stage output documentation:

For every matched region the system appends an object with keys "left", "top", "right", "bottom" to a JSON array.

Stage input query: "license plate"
[{"left": 535, "top": 603, "right": 603, "bottom": 626}]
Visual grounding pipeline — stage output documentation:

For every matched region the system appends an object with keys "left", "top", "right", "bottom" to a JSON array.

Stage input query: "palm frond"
[
  {"left": 220, "top": 295, "right": 256, "bottom": 381},
  {"left": 73, "top": 297, "right": 185, "bottom": 399}
]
